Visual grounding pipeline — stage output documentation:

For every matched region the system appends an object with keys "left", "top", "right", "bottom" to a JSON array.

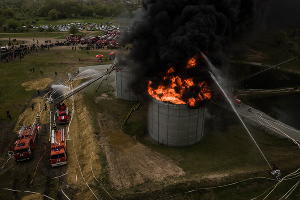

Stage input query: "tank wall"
[
  {"left": 116, "top": 68, "right": 139, "bottom": 101},
  {"left": 148, "top": 99, "right": 206, "bottom": 146}
]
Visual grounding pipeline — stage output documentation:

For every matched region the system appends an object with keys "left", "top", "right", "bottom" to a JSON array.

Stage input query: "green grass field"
[
  {"left": 35, "top": 17, "right": 115, "bottom": 26},
  {"left": 0, "top": 32, "right": 68, "bottom": 39}
]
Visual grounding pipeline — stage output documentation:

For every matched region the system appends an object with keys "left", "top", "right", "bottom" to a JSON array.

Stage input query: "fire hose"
[
  {"left": 61, "top": 188, "right": 71, "bottom": 200},
  {"left": 160, "top": 176, "right": 275, "bottom": 200},
  {"left": 234, "top": 57, "right": 297, "bottom": 83},
  {"left": 122, "top": 102, "right": 141, "bottom": 129},
  {"left": 0, "top": 188, "right": 55, "bottom": 200}
]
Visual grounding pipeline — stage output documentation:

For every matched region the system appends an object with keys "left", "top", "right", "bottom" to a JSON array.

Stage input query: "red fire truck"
[
  {"left": 13, "top": 122, "right": 41, "bottom": 161},
  {"left": 56, "top": 103, "right": 69, "bottom": 125},
  {"left": 50, "top": 127, "right": 67, "bottom": 167}
]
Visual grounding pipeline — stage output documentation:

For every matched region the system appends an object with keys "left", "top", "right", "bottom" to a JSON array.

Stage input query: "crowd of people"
[
  {"left": 66, "top": 30, "right": 121, "bottom": 49},
  {"left": 0, "top": 42, "right": 67, "bottom": 63},
  {"left": 0, "top": 26, "right": 123, "bottom": 62}
]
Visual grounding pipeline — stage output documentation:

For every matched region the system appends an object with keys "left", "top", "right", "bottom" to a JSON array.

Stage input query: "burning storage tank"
[
  {"left": 147, "top": 57, "right": 212, "bottom": 146},
  {"left": 116, "top": 66, "right": 139, "bottom": 101},
  {"left": 148, "top": 99, "right": 206, "bottom": 146}
]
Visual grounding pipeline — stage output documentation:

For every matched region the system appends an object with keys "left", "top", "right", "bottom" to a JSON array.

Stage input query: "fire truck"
[
  {"left": 13, "top": 119, "right": 41, "bottom": 161},
  {"left": 50, "top": 126, "right": 67, "bottom": 167},
  {"left": 55, "top": 103, "right": 69, "bottom": 125}
]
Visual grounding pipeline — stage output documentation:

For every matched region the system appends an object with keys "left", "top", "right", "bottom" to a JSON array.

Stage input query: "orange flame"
[
  {"left": 148, "top": 58, "right": 212, "bottom": 107},
  {"left": 187, "top": 57, "right": 197, "bottom": 69}
]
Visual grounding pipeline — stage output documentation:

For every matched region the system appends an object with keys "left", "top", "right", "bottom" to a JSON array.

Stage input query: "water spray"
[
  {"left": 201, "top": 52, "right": 272, "bottom": 170},
  {"left": 48, "top": 61, "right": 117, "bottom": 105}
]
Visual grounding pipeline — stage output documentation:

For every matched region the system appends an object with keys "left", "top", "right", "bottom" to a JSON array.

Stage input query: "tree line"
[{"left": 0, "top": 0, "right": 132, "bottom": 32}]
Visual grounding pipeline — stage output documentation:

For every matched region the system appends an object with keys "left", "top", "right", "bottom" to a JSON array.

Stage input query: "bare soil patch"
[
  {"left": 16, "top": 97, "right": 48, "bottom": 124},
  {"left": 21, "top": 78, "right": 53, "bottom": 91},
  {"left": 21, "top": 193, "right": 43, "bottom": 200},
  {"left": 97, "top": 113, "right": 185, "bottom": 190}
]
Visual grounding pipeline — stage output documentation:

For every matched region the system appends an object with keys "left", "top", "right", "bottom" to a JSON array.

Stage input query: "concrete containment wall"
[
  {"left": 116, "top": 67, "right": 139, "bottom": 101},
  {"left": 148, "top": 98, "right": 206, "bottom": 147}
]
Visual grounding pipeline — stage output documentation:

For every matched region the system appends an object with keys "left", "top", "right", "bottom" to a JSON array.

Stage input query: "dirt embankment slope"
[
  {"left": 97, "top": 112, "right": 185, "bottom": 190},
  {"left": 65, "top": 93, "right": 103, "bottom": 199}
]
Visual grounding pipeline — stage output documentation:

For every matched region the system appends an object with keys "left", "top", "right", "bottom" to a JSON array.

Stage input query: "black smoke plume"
[
  {"left": 124, "top": 0, "right": 256, "bottom": 97},
  {"left": 264, "top": 0, "right": 300, "bottom": 29}
]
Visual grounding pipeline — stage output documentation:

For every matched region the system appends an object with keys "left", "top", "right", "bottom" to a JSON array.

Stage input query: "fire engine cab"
[
  {"left": 56, "top": 103, "right": 69, "bottom": 125},
  {"left": 50, "top": 127, "right": 67, "bottom": 167},
  {"left": 13, "top": 123, "right": 41, "bottom": 161}
]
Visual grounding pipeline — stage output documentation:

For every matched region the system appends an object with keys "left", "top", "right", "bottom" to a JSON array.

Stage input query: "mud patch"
[{"left": 22, "top": 78, "right": 53, "bottom": 91}]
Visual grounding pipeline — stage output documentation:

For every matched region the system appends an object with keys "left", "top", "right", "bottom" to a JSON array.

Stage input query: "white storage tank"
[
  {"left": 116, "top": 66, "right": 139, "bottom": 101},
  {"left": 148, "top": 98, "right": 206, "bottom": 146}
]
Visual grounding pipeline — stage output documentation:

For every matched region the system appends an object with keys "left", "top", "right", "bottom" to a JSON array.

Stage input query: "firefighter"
[
  {"left": 60, "top": 103, "right": 66, "bottom": 111},
  {"left": 271, "top": 164, "right": 281, "bottom": 180},
  {"left": 31, "top": 103, "right": 35, "bottom": 111},
  {"left": 56, "top": 103, "right": 65, "bottom": 111},
  {"left": 52, "top": 124, "right": 57, "bottom": 131},
  {"left": 44, "top": 103, "right": 47, "bottom": 111},
  {"left": 6, "top": 111, "right": 12, "bottom": 120}
]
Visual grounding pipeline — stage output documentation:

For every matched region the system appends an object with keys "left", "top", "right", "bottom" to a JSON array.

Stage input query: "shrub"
[
  {"left": 69, "top": 25, "right": 79, "bottom": 34},
  {"left": 48, "top": 9, "right": 60, "bottom": 20},
  {"left": 5, "top": 19, "right": 19, "bottom": 32}
]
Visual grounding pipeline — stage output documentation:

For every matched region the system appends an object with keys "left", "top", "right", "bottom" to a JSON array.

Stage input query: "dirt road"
[{"left": 0, "top": 96, "right": 65, "bottom": 200}]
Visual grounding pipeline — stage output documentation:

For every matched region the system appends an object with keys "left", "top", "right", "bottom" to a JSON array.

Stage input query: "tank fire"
[{"left": 147, "top": 57, "right": 212, "bottom": 107}]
